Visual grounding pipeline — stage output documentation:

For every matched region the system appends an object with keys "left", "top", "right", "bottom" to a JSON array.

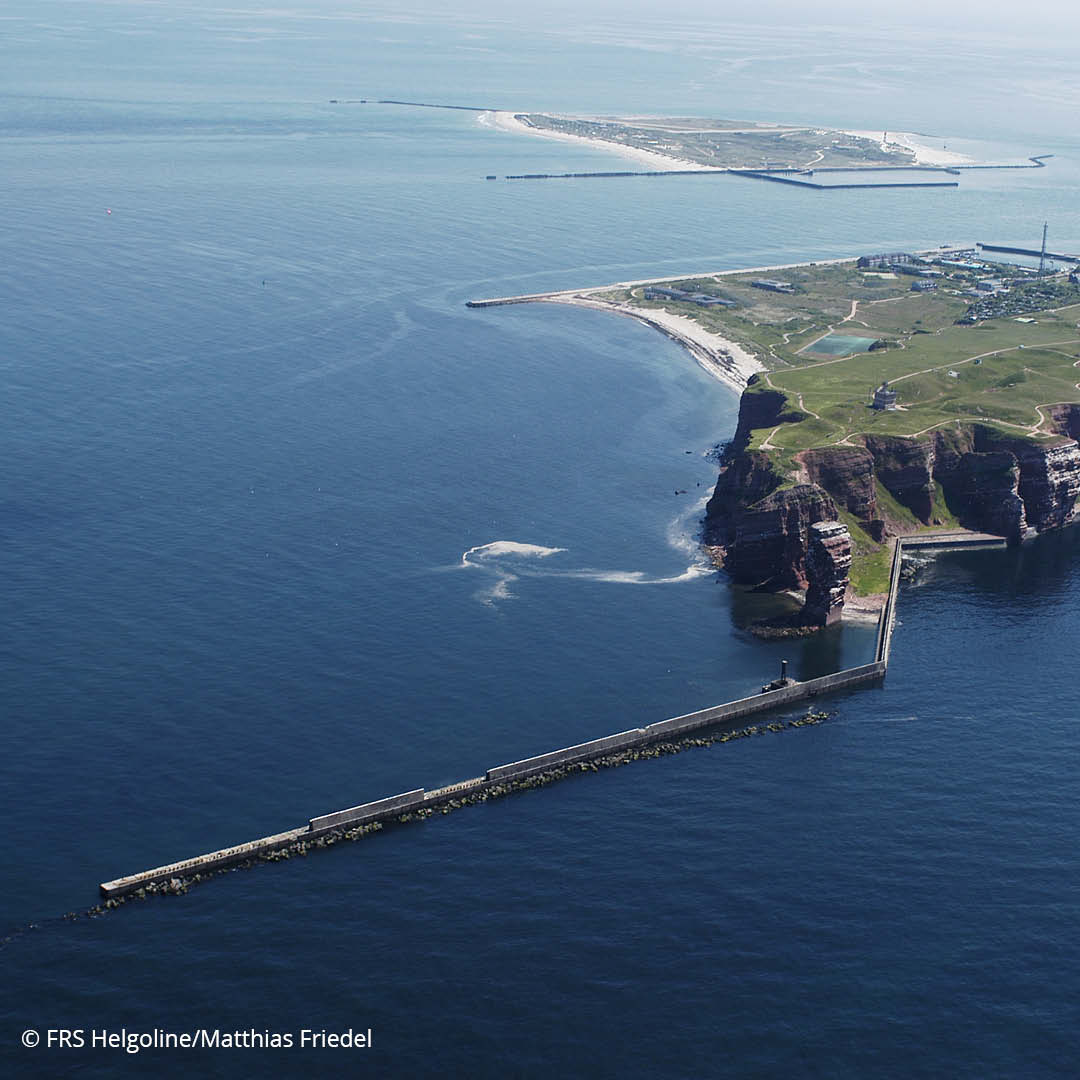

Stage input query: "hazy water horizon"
[{"left": 4, "top": 5, "right": 1080, "bottom": 1077}]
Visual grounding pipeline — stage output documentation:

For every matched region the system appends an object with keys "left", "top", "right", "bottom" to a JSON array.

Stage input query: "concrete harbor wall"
[
  {"left": 486, "top": 729, "right": 649, "bottom": 782},
  {"left": 98, "top": 531, "right": 1005, "bottom": 901},
  {"left": 99, "top": 827, "right": 311, "bottom": 899},
  {"left": 876, "top": 532, "right": 1005, "bottom": 664},
  {"left": 978, "top": 242, "right": 1079, "bottom": 263},
  {"left": 465, "top": 292, "right": 566, "bottom": 308},
  {"left": 98, "top": 665, "right": 886, "bottom": 899},
  {"left": 308, "top": 789, "right": 426, "bottom": 835}
]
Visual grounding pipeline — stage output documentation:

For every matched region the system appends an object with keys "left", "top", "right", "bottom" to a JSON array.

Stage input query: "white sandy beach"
[
  {"left": 480, "top": 110, "right": 725, "bottom": 172},
  {"left": 843, "top": 130, "right": 975, "bottom": 167},
  {"left": 482, "top": 109, "right": 978, "bottom": 171},
  {"left": 467, "top": 241, "right": 984, "bottom": 393},
  {"left": 550, "top": 293, "right": 763, "bottom": 392}
]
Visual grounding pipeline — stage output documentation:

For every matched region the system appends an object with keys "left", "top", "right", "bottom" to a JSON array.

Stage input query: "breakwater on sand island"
[{"left": 93, "top": 535, "right": 1002, "bottom": 911}]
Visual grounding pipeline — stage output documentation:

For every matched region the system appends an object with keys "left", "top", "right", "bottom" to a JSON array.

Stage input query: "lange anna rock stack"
[{"left": 802, "top": 521, "right": 852, "bottom": 626}]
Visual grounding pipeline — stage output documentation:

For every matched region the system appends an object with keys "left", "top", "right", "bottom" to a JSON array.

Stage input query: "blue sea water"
[{"left": 3, "top": 3, "right": 1080, "bottom": 1077}]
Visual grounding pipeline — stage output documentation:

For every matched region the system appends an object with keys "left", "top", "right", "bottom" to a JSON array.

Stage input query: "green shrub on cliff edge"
[
  {"left": 835, "top": 509, "right": 893, "bottom": 596},
  {"left": 849, "top": 545, "right": 894, "bottom": 597}
]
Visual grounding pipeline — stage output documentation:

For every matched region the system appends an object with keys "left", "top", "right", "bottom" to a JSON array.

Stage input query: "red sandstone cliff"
[
  {"left": 706, "top": 386, "right": 1080, "bottom": 605},
  {"left": 802, "top": 521, "right": 852, "bottom": 626}
]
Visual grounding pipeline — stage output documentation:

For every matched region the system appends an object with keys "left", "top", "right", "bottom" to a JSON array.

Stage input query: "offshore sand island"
[
  {"left": 483, "top": 110, "right": 975, "bottom": 171},
  {"left": 469, "top": 247, "right": 1080, "bottom": 633}
]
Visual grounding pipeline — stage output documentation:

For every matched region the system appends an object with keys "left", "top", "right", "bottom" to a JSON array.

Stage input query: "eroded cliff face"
[
  {"left": 951, "top": 450, "right": 1027, "bottom": 543},
  {"left": 706, "top": 386, "right": 837, "bottom": 588},
  {"left": 1025, "top": 444, "right": 1080, "bottom": 531},
  {"left": 861, "top": 429, "right": 974, "bottom": 523},
  {"left": 726, "top": 375, "right": 806, "bottom": 454},
  {"left": 1044, "top": 403, "right": 1080, "bottom": 442},
  {"left": 975, "top": 431, "right": 1080, "bottom": 534},
  {"left": 801, "top": 446, "right": 885, "bottom": 540},
  {"left": 706, "top": 384, "right": 1080, "bottom": 602},
  {"left": 727, "top": 484, "right": 838, "bottom": 589},
  {"left": 862, "top": 434, "right": 939, "bottom": 522},
  {"left": 704, "top": 450, "right": 786, "bottom": 548}
]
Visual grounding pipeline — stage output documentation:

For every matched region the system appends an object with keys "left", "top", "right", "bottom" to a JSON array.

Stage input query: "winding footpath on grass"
[
  {"left": 797, "top": 299, "right": 862, "bottom": 355},
  {"left": 772, "top": 335, "right": 1080, "bottom": 448}
]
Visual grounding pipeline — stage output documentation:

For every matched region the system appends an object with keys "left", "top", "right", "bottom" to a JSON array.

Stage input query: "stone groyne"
[
  {"left": 97, "top": 532, "right": 1005, "bottom": 905},
  {"left": 100, "top": 666, "right": 884, "bottom": 902}
]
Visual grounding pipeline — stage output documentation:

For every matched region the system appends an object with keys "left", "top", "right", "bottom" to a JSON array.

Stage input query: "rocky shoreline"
[{"left": 705, "top": 376, "right": 1080, "bottom": 625}]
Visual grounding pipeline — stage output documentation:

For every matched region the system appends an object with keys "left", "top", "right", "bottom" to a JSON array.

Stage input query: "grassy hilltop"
[
  {"left": 608, "top": 253, "right": 1080, "bottom": 594},
  {"left": 614, "top": 257, "right": 1080, "bottom": 454}
]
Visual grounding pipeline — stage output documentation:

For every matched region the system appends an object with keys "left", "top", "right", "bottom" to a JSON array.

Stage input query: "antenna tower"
[{"left": 1039, "top": 222, "right": 1048, "bottom": 275}]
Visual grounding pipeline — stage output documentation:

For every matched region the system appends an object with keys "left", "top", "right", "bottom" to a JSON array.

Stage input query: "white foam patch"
[
  {"left": 459, "top": 532, "right": 712, "bottom": 605},
  {"left": 548, "top": 565, "right": 711, "bottom": 585},
  {"left": 461, "top": 541, "right": 567, "bottom": 565}
]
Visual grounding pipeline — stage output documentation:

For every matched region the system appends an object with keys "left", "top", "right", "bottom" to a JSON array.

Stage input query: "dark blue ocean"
[{"left": 4, "top": 3, "right": 1080, "bottom": 1076}]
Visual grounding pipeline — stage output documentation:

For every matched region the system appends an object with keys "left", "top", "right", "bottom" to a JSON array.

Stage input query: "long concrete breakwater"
[
  {"left": 498, "top": 167, "right": 962, "bottom": 190},
  {"left": 978, "top": 242, "right": 1080, "bottom": 264},
  {"left": 98, "top": 664, "right": 884, "bottom": 899},
  {"left": 875, "top": 532, "right": 1006, "bottom": 665},
  {"left": 98, "top": 531, "right": 1005, "bottom": 902},
  {"left": 463, "top": 244, "right": 979, "bottom": 310},
  {"left": 493, "top": 162, "right": 1043, "bottom": 190},
  {"left": 729, "top": 171, "right": 958, "bottom": 191}
]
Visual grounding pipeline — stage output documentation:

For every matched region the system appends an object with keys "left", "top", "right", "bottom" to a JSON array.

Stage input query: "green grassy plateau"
[
  {"left": 613, "top": 254, "right": 1080, "bottom": 594},
  {"left": 618, "top": 258, "right": 1080, "bottom": 452}
]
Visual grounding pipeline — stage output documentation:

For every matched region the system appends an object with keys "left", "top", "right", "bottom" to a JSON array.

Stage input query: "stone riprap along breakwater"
[
  {"left": 101, "top": 666, "right": 888, "bottom": 902},
  {"left": 97, "top": 531, "right": 1002, "bottom": 906},
  {"left": 98, "top": 242, "right": 1080, "bottom": 905}
]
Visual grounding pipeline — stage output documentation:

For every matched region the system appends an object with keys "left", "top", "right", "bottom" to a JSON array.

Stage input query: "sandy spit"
[
  {"left": 842, "top": 130, "right": 975, "bottom": 167},
  {"left": 480, "top": 110, "right": 725, "bottom": 173}
]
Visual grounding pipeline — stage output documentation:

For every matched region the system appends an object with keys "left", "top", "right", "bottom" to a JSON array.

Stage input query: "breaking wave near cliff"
[{"left": 460, "top": 501, "right": 712, "bottom": 604}]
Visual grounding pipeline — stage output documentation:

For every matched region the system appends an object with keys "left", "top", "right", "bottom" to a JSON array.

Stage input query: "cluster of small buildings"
[
  {"left": 960, "top": 275, "right": 1078, "bottom": 322},
  {"left": 642, "top": 285, "right": 735, "bottom": 308},
  {"left": 858, "top": 251, "right": 950, "bottom": 292},
  {"left": 938, "top": 258, "right": 984, "bottom": 272},
  {"left": 854, "top": 248, "right": 1072, "bottom": 314}
]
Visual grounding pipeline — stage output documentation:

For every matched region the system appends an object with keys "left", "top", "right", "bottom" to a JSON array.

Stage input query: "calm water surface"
[{"left": 2, "top": 4, "right": 1080, "bottom": 1077}]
